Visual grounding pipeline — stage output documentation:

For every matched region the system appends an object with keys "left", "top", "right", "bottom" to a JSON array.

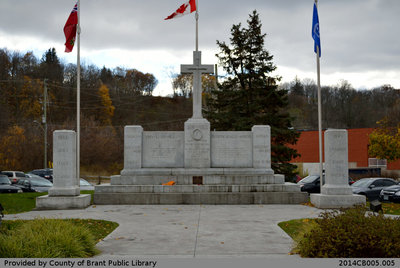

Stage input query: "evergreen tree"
[
  {"left": 205, "top": 10, "right": 300, "bottom": 178},
  {"left": 39, "top": 48, "right": 64, "bottom": 84}
]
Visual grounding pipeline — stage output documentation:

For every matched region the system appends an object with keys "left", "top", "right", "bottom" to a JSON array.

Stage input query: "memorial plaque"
[
  {"left": 143, "top": 131, "right": 184, "bottom": 167},
  {"left": 211, "top": 132, "right": 252, "bottom": 167}
]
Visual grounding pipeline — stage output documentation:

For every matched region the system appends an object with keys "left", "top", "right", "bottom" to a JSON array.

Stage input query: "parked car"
[
  {"left": 351, "top": 177, "right": 399, "bottom": 201},
  {"left": 297, "top": 175, "right": 321, "bottom": 194},
  {"left": 0, "top": 175, "right": 23, "bottom": 193},
  {"left": 0, "top": 171, "right": 26, "bottom": 184},
  {"left": 15, "top": 176, "right": 53, "bottom": 193},
  {"left": 379, "top": 184, "right": 400, "bottom": 203},
  {"left": 297, "top": 174, "right": 355, "bottom": 194},
  {"left": 80, "top": 179, "right": 94, "bottom": 190},
  {"left": 25, "top": 173, "right": 45, "bottom": 180},
  {"left": 29, "top": 168, "right": 53, "bottom": 182}
]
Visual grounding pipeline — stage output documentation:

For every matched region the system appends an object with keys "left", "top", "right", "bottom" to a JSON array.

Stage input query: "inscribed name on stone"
[
  {"left": 211, "top": 132, "right": 252, "bottom": 167},
  {"left": 53, "top": 130, "right": 76, "bottom": 187},
  {"left": 142, "top": 132, "right": 184, "bottom": 168},
  {"left": 325, "top": 129, "right": 349, "bottom": 186}
]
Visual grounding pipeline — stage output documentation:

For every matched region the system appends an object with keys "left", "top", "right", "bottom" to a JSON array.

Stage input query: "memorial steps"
[
  {"left": 94, "top": 172, "right": 308, "bottom": 205},
  {"left": 93, "top": 191, "right": 308, "bottom": 205}
]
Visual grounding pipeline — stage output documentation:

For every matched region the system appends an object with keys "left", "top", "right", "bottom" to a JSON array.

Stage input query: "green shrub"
[
  {"left": 0, "top": 218, "right": 100, "bottom": 257},
  {"left": 296, "top": 206, "right": 400, "bottom": 258}
]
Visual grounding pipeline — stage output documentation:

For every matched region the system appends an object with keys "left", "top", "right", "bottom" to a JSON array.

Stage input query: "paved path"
[{"left": 4, "top": 204, "right": 323, "bottom": 258}]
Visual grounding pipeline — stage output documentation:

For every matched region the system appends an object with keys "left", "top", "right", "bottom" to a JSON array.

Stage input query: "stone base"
[
  {"left": 48, "top": 186, "right": 80, "bottom": 196},
  {"left": 321, "top": 184, "right": 353, "bottom": 195},
  {"left": 95, "top": 183, "right": 301, "bottom": 194},
  {"left": 96, "top": 168, "right": 306, "bottom": 205},
  {"left": 94, "top": 192, "right": 308, "bottom": 205},
  {"left": 117, "top": 168, "right": 277, "bottom": 185},
  {"left": 310, "top": 194, "right": 366, "bottom": 209},
  {"left": 36, "top": 194, "right": 91, "bottom": 210}
]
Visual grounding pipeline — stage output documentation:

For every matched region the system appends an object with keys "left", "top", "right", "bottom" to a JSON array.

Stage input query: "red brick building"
[{"left": 289, "top": 128, "right": 400, "bottom": 172}]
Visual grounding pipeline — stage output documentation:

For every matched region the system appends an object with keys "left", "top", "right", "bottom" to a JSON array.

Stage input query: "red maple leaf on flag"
[{"left": 165, "top": 0, "right": 197, "bottom": 20}]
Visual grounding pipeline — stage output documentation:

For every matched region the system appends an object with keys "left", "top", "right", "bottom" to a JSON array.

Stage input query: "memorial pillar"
[{"left": 49, "top": 130, "right": 80, "bottom": 196}]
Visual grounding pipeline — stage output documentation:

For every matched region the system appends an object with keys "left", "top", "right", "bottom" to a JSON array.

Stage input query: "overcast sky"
[{"left": 1, "top": 0, "right": 399, "bottom": 95}]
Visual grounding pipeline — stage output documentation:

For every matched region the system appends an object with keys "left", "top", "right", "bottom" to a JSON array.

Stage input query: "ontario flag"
[
  {"left": 165, "top": 0, "right": 197, "bottom": 20},
  {"left": 64, "top": 3, "right": 78, "bottom": 52}
]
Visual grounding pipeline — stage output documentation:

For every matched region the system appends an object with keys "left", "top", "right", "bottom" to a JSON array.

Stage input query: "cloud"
[{"left": 0, "top": 0, "right": 399, "bottom": 94}]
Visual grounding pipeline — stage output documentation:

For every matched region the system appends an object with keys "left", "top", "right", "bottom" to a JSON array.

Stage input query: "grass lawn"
[
  {"left": 278, "top": 218, "right": 317, "bottom": 255},
  {"left": 0, "top": 190, "right": 94, "bottom": 214},
  {"left": 278, "top": 218, "right": 315, "bottom": 240},
  {"left": 0, "top": 192, "right": 47, "bottom": 214},
  {"left": 370, "top": 201, "right": 400, "bottom": 215}
]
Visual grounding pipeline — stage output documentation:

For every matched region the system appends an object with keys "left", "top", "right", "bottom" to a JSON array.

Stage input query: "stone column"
[
  {"left": 322, "top": 129, "right": 352, "bottom": 195},
  {"left": 49, "top": 130, "right": 80, "bottom": 196},
  {"left": 37, "top": 130, "right": 90, "bottom": 209},
  {"left": 310, "top": 129, "right": 366, "bottom": 208},
  {"left": 252, "top": 125, "right": 271, "bottom": 169},
  {"left": 184, "top": 119, "right": 211, "bottom": 168}
]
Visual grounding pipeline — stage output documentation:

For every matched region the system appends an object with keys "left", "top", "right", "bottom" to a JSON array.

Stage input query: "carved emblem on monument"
[{"left": 192, "top": 129, "right": 203, "bottom": 141}]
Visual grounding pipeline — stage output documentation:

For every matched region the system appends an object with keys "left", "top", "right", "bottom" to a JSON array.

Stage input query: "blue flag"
[{"left": 312, "top": 3, "right": 321, "bottom": 57}]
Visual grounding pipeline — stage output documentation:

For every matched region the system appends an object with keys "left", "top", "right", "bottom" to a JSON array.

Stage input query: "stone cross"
[{"left": 181, "top": 51, "right": 214, "bottom": 119}]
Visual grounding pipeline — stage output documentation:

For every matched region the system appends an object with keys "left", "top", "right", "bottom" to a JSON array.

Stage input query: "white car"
[
  {"left": 80, "top": 179, "right": 94, "bottom": 190},
  {"left": 0, "top": 171, "right": 26, "bottom": 184}
]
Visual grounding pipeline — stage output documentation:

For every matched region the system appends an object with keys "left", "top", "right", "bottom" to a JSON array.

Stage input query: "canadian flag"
[{"left": 165, "top": 0, "right": 197, "bottom": 20}]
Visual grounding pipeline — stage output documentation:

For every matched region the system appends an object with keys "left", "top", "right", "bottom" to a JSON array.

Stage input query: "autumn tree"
[
  {"left": 205, "top": 10, "right": 299, "bottom": 178},
  {"left": 98, "top": 84, "right": 115, "bottom": 125},
  {"left": 0, "top": 126, "right": 27, "bottom": 170},
  {"left": 172, "top": 73, "right": 216, "bottom": 97},
  {"left": 59, "top": 116, "right": 122, "bottom": 174},
  {"left": 368, "top": 118, "right": 400, "bottom": 162},
  {"left": 121, "top": 69, "right": 158, "bottom": 96}
]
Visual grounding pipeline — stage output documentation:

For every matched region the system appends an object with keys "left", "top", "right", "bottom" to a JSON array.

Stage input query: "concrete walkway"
[{"left": 4, "top": 204, "right": 323, "bottom": 258}]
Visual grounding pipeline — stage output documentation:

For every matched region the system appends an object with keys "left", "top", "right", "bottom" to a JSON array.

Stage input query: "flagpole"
[
  {"left": 77, "top": 0, "right": 81, "bottom": 181},
  {"left": 315, "top": 0, "right": 323, "bottom": 192},
  {"left": 195, "top": 0, "right": 199, "bottom": 51}
]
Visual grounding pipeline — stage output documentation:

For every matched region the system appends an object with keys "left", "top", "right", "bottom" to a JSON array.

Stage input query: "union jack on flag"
[{"left": 64, "top": 3, "right": 78, "bottom": 52}]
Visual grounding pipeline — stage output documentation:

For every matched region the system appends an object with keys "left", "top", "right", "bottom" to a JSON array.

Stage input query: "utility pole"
[{"left": 43, "top": 79, "right": 48, "bottom": 169}]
